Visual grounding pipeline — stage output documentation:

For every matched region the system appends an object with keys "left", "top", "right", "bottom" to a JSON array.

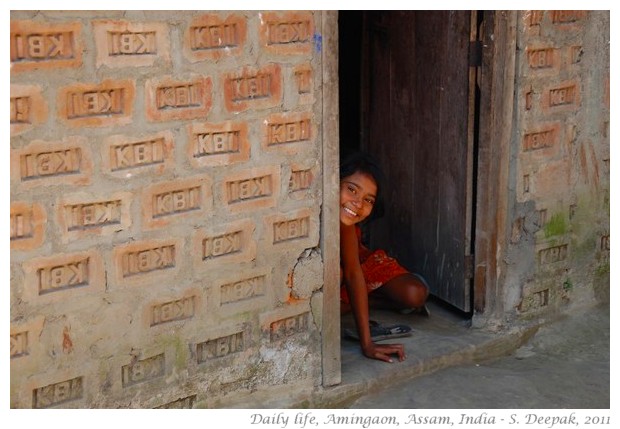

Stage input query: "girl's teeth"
[{"left": 344, "top": 207, "right": 357, "bottom": 216}]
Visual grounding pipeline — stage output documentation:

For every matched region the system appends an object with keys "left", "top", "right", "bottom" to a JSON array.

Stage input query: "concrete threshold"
[
  {"left": 214, "top": 300, "right": 540, "bottom": 409},
  {"left": 313, "top": 302, "right": 540, "bottom": 408}
]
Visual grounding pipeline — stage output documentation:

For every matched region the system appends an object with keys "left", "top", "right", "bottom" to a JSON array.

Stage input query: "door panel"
[{"left": 362, "top": 11, "right": 473, "bottom": 311}]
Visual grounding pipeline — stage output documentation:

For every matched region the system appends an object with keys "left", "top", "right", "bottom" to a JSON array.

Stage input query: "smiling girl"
[{"left": 339, "top": 152, "right": 429, "bottom": 363}]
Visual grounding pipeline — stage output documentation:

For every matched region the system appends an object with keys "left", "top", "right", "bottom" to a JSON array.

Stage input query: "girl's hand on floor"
[{"left": 362, "top": 342, "right": 406, "bottom": 363}]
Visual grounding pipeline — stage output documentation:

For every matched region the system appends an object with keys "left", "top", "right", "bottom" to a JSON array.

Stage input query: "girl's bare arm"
[{"left": 340, "top": 223, "right": 405, "bottom": 363}]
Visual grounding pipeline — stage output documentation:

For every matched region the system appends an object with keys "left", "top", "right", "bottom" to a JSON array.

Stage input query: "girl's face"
[{"left": 340, "top": 171, "right": 377, "bottom": 226}]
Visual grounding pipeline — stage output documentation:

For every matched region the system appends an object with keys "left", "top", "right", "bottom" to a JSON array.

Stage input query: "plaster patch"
[{"left": 291, "top": 248, "right": 323, "bottom": 299}]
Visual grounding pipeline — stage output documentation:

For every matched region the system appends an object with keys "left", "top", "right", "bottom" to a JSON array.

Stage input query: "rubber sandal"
[
  {"left": 399, "top": 304, "right": 431, "bottom": 317},
  {"left": 344, "top": 320, "right": 413, "bottom": 342},
  {"left": 419, "top": 304, "right": 431, "bottom": 317},
  {"left": 398, "top": 273, "right": 431, "bottom": 317}
]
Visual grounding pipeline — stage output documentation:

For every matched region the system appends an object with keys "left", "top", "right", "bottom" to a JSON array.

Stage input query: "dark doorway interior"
[
  {"left": 338, "top": 11, "right": 479, "bottom": 315},
  {"left": 338, "top": 11, "right": 364, "bottom": 157}
]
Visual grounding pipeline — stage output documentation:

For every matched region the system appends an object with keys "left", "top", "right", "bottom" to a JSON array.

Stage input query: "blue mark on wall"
[{"left": 313, "top": 33, "right": 322, "bottom": 53}]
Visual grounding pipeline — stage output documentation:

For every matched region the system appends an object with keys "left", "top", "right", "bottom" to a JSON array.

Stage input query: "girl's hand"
[{"left": 361, "top": 342, "right": 406, "bottom": 363}]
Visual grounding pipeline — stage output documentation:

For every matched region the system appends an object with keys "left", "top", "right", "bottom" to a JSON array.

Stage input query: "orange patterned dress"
[{"left": 340, "top": 226, "right": 410, "bottom": 304}]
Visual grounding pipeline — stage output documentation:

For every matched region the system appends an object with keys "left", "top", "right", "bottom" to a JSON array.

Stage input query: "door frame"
[
  {"left": 471, "top": 11, "right": 516, "bottom": 321},
  {"left": 320, "top": 10, "right": 517, "bottom": 386},
  {"left": 320, "top": 11, "right": 342, "bottom": 387}
]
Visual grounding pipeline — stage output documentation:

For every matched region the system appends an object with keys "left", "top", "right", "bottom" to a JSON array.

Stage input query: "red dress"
[{"left": 340, "top": 226, "right": 410, "bottom": 304}]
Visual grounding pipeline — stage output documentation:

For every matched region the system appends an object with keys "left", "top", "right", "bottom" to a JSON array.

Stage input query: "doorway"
[{"left": 338, "top": 11, "right": 482, "bottom": 315}]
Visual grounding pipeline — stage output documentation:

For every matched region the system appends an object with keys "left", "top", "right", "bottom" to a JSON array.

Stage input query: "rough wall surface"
[
  {"left": 10, "top": 10, "right": 325, "bottom": 408},
  {"left": 504, "top": 11, "right": 610, "bottom": 320}
]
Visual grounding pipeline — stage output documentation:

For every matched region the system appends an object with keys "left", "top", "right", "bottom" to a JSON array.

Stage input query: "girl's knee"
[
  {"left": 382, "top": 273, "right": 429, "bottom": 308},
  {"left": 403, "top": 280, "right": 428, "bottom": 308}
]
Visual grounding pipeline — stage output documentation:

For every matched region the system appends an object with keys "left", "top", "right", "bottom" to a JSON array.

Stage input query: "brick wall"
[
  {"left": 10, "top": 8, "right": 610, "bottom": 408},
  {"left": 10, "top": 10, "right": 325, "bottom": 408},
  {"left": 505, "top": 10, "right": 610, "bottom": 317}
]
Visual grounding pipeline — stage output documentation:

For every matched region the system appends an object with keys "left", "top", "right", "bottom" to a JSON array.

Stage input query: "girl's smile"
[{"left": 340, "top": 171, "right": 377, "bottom": 226}]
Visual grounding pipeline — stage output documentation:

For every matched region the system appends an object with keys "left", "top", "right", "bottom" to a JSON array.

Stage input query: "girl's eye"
[
  {"left": 365, "top": 198, "right": 375, "bottom": 205},
  {"left": 348, "top": 185, "right": 356, "bottom": 193}
]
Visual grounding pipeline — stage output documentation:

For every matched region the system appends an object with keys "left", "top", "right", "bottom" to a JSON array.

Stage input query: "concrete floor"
[
  {"left": 345, "top": 303, "right": 610, "bottom": 409},
  {"left": 186, "top": 297, "right": 610, "bottom": 412}
]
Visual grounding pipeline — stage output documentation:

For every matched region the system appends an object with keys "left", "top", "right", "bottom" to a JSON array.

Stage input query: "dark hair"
[{"left": 339, "top": 151, "right": 385, "bottom": 222}]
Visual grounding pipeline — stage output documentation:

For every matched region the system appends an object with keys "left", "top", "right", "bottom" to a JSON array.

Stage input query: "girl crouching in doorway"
[{"left": 340, "top": 151, "right": 429, "bottom": 363}]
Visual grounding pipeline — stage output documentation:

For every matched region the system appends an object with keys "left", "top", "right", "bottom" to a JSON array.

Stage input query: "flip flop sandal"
[
  {"left": 419, "top": 304, "right": 431, "bottom": 317},
  {"left": 399, "top": 304, "right": 431, "bottom": 317},
  {"left": 344, "top": 320, "right": 413, "bottom": 342}
]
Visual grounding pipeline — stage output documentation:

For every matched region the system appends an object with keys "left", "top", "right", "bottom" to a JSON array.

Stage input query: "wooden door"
[{"left": 361, "top": 11, "right": 475, "bottom": 312}]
